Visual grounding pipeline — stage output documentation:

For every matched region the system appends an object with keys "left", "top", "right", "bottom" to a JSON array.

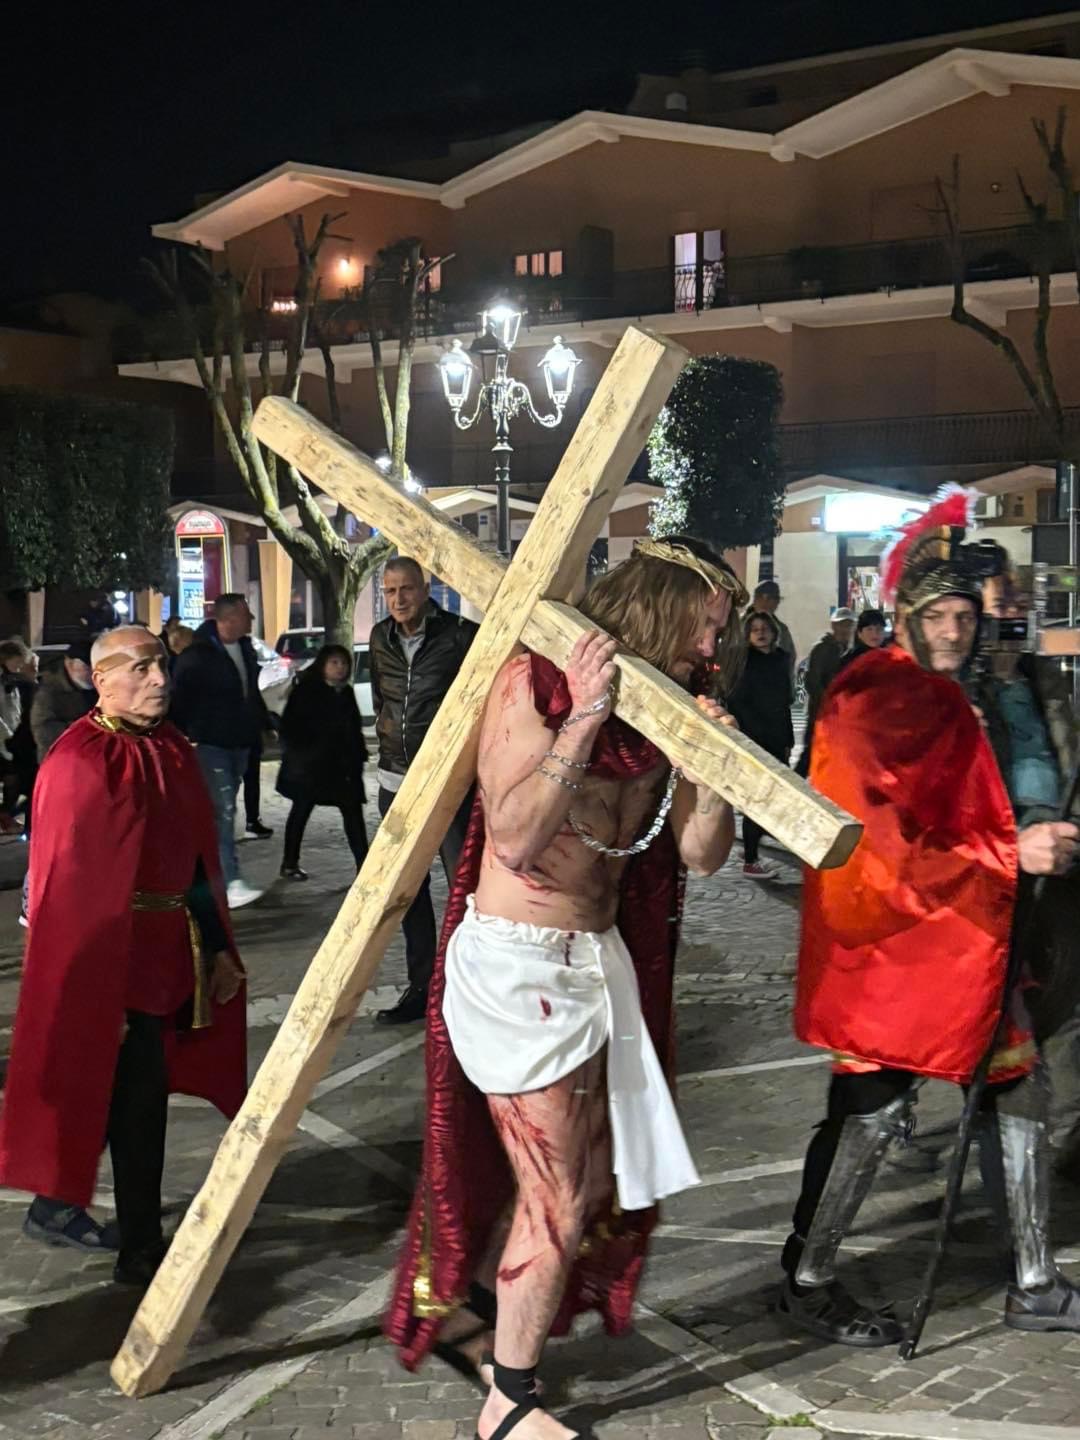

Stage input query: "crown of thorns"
[{"left": 633, "top": 538, "right": 749, "bottom": 607}]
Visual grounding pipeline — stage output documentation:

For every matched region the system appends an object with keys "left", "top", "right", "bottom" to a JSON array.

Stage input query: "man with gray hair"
[
  {"left": 0, "top": 626, "right": 246, "bottom": 1287},
  {"left": 369, "top": 558, "right": 477, "bottom": 1024}
]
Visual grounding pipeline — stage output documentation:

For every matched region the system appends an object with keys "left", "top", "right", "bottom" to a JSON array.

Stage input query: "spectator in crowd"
[
  {"left": 796, "top": 608, "right": 856, "bottom": 778},
  {"left": 19, "top": 637, "right": 109, "bottom": 1250},
  {"left": 370, "top": 558, "right": 477, "bottom": 1025},
  {"left": 745, "top": 580, "right": 796, "bottom": 680},
  {"left": 30, "top": 641, "right": 96, "bottom": 760},
  {"left": 0, "top": 640, "right": 38, "bottom": 836},
  {"left": 168, "top": 625, "right": 196, "bottom": 664},
  {"left": 159, "top": 614, "right": 183, "bottom": 654},
  {"left": 242, "top": 738, "right": 273, "bottom": 845},
  {"left": 276, "top": 644, "right": 369, "bottom": 881},
  {"left": 728, "top": 612, "right": 795, "bottom": 878},
  {"left": 171, "top": 595, "right": 267, "bottom": 909},
  {"left": 839, "top": 608, "right": 888, "bottom": 672},
  {"left": 79, "top": 593, "right": 117, "bottom": 636}
]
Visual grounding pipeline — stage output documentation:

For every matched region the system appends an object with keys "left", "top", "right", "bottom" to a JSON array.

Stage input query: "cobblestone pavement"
[{"left": 3, "top": 766, "right": 1080, "bottom": 1439}]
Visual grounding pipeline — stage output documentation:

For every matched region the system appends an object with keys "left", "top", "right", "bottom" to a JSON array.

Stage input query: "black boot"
[
  {"left": 376, "top": 985, "right": 428, "bottom": 1025},
  {"left": 114, "top": 1238, "right": 168, "bottom": 1288}
]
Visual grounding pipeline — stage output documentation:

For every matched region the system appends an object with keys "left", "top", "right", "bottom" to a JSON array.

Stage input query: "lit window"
[
  {"left": 270, "top": 297, "right": 298, "bottom": 314},
  {"left": 425, "top": 258, "right": 442, "bottom": 293},
  {"left": 514, "top": 249, "right": 564, "bottom": 278}
]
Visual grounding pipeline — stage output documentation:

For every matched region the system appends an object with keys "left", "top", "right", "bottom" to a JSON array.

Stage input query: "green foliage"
[
  {"left": 0, "top": 388, "right": 174, "bottom": 591},
  {"left": 648, "top": 355, "right": 785, "bottom": 550}
]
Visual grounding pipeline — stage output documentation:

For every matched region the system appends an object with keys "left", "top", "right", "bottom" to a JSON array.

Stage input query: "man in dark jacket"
[
  {"left": 171, "top": 595, "right": 266, "bottom": 910},
  {"left": 795, "top": 607, "right": 856, "bottom": 777},
  {"left": 370, "top": 557, "right": 477, "bottom": 1024},
  {"left": 30, "top": 641, "right": 96, "bottom": 761}
]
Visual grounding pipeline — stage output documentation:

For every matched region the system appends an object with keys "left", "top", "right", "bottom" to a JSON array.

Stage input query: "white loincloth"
[{"left": 442, "top": 895, "right": 700, "bottom": 1212}]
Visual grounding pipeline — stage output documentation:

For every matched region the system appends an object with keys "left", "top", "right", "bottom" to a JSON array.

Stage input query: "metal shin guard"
[
  {"left": 999, "top": 1069, "right": 1056, "bottom": 1291},
  {"left": 796, "top": 1090, "right": 917, "bottom": 1289}
]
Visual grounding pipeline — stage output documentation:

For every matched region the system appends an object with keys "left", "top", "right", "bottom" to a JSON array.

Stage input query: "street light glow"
[
  {"left": 438, "top": 339, "right": 475, "bottom": 412},
  {"left": 481, "top": 304, "right": 522, "bottom": 352},
  {"left": 540, "top": 336, "right": 580, "bottom": 409}
]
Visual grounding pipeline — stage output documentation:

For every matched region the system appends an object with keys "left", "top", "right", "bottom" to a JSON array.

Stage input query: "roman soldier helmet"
[{"left": 880, "top": 485, "right": 983, "bottom": 615}]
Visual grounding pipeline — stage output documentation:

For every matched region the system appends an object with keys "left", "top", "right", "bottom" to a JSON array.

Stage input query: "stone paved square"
[{"left": 2, "top": 771, "right": 1080, "bottom": 1438}]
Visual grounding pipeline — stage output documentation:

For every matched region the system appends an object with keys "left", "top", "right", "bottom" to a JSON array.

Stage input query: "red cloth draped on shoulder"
[
  {"left": 0, "top": 715, "right": 247, "bottom": 1207},
  {"left": 385, "top": 653, "right": 685, "bottom": 1369},
  {"left": 795, "top": 645, "right": 1019, "bottom": 1084}
]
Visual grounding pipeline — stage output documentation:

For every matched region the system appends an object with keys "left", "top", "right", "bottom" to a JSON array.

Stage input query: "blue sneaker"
[{"left": 23, "top": 1197, "right": 118, "bottom": 1252}]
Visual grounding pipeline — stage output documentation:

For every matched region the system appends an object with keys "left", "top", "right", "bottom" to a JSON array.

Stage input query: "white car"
[
  {"left": 251, "top": 636, "right": 295, "bottom": 719},
  {"left": 270, "top": 630, "right": 373, "bottom": 726}
]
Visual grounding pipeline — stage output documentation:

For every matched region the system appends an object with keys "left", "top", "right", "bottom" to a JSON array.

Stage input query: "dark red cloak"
[
  {"left": 0, "top": 715, "right": 247, "bottom": 1207},
  {"left": 385, "top": 655, "right": 685, "bottom": 1369},
  {"left": 795, "top": 645, "right": 1019, "bottom": 1083}
]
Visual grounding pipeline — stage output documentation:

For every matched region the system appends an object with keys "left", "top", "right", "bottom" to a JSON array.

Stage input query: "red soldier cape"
[
  {"left": 0, "top": 715, "right": 247, "bottom": 1207},
  {"left": 795, "top": 645, "right": 1019, "bottom": 1083},
  {"left": 385, "top": 655, "right": 685, "bottom": 1369}
]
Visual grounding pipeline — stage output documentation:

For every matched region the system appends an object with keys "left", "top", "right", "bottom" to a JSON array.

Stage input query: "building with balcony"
[{"left": 122, "top": 20, "right": 1080, "bottom": 656}]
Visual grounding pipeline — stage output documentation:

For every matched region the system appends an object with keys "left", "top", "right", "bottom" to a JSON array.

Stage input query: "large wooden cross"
[{"left": 111, "top": 325, "right": 859, "bottom": 1398}]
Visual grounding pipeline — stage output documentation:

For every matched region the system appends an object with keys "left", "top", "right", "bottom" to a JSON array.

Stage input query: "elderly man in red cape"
[
  {"left": 386, "top": 537, "right": 747, "bottom": 1440},
  {"left": 779, "top": 491, "right": 1080, "bottom": 1347},
  {"left": 0, "top": 626, "right": 247, "bottom": 1287}
]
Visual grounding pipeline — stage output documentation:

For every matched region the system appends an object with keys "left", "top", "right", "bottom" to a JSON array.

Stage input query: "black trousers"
[
  {"left": 378, "top": 785, "right": 474, "bottom": 992},
  {"left": 243, "top": 737, "right": 263, "bottom": 826},
  {"left": 792, "top": 1066, "right": 1025, "bottom": 1242},
  {"left": 107, "top": 1011, "right": 168, "bottom": 1260},
  {"left": 283, "top": 795, "right": 369, "bottom": 870},
  {"left": 743, "top": 817, "right": 767, "bottom": 864}
]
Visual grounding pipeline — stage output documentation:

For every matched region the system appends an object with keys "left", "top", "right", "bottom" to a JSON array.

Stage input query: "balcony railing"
[
  {"left": 780, "top": 405, "right": 1080, "bottom": 471},
  {"left": 115, "top": 224, "right": 1075, "bottom": 364}
]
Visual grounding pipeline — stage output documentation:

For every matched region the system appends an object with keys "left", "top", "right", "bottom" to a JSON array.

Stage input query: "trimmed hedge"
[
  {"left": 648, "top": 355, "right": 784, "bottom": 549},
  {"left": 0, "top": 387, "right": 174, "bottom": 590}
]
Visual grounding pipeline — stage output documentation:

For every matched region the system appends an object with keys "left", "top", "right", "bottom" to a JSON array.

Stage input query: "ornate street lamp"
[{"left": 438, "top": 305, "right": 579, "bottom": 558}]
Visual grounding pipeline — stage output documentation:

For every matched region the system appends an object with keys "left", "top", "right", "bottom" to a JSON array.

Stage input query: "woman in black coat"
[
  {"left": 277, "top": 644, "right": 369, "bottom": 881},
  {"left": 727, "top": 612, "right": 794, "bottom": 877}
]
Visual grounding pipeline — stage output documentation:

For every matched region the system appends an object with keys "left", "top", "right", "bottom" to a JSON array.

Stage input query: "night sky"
[{"left": 3, "top": 0, "right": 1077, "bottom": 306}]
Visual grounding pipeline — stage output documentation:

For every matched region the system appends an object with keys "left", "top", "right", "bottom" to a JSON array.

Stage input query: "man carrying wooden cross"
[{"left": 386, "top": 535, "right": 747, "bottom": 1440}]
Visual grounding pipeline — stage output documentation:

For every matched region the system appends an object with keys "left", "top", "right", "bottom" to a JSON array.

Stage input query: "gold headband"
[{"left": 632, "top": 538, "right": 749, "bottom": 608}]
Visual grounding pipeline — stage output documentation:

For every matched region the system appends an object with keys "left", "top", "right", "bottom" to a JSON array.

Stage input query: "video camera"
[{"left": 961, "top": 538, "right": 1080, "bottom": 660}]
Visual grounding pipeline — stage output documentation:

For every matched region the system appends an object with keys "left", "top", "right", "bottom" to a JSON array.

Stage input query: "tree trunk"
[{"left": 320, "top": 561, "right": 362, "bottom": 651}]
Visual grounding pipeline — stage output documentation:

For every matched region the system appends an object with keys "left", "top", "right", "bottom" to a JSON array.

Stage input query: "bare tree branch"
[{"left": 936, "top": 160, "right": 1060, "bottom": 451}]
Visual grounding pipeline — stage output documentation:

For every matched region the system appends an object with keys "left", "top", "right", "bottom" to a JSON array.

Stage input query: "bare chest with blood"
[{"left": 479, "top": 763, "right": 669, "bottom": 930}]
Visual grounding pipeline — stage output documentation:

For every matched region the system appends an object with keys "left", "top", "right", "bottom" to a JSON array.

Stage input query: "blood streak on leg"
[{"left": 497, "top": 1257, "right": 535, "bottom": 1283}]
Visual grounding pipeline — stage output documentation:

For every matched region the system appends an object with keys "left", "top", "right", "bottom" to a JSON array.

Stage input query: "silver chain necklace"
[{"left": 567, "top": 766, "right": 681, "bottom": 858}]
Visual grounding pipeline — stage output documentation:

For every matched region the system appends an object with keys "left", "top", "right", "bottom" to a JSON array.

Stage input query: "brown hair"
[{"left": 579, "top": 535, "right": 744, "bottom": 689}]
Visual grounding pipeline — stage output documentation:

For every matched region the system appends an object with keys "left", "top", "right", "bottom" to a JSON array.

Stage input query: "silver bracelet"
[
  {"left": 545, "top": 748, "right": 589, "bottom": 771},
  {"left": 536, "top": 764, "right": 582, "bottom": 793},
  {"left": 559, "top": 689, "right": 613, "bottom": 732}
]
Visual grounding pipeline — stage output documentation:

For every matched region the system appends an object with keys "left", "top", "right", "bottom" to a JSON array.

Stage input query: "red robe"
[
  {"left": 385, "top": 656, "right": 685, "bottom": 1369},
  {"left": 795, "top": 646, "right": 1019, "bottom": 1084},
  {"left": 0, "top": 714, "right": 247, "bottom": 1207}
]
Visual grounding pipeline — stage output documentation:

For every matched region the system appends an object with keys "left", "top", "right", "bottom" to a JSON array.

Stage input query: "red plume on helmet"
[{"left": 880, "top": 485, "right": 976, "bottom": 607}]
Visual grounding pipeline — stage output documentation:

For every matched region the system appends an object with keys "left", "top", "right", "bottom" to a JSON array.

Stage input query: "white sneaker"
[{"left": 226, "top": 879, "right": 263, "bottom": 910}]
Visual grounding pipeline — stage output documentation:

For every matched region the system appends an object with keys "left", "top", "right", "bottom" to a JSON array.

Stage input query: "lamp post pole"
[
  {"left": 439, "top": 306, "right": 579, "bottom": 562},
  {"left": 491, "top": 347, "right": 513, "bottom": 559}
]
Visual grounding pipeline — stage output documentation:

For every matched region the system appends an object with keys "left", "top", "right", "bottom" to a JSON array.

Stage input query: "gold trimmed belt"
[{"left": 131, "top": 890, "right": 211, "bottom": 1029}]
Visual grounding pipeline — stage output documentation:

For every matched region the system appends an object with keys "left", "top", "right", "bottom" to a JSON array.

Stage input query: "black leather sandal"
[{"left": 777, "top": 1276, "right": 902, "bottom": 1347}]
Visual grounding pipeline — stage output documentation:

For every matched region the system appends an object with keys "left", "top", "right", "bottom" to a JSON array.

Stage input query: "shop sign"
[
  {"left": 176, "top": 509, "right": 226, "bottom": 538},
  {"left": 823, "top": 493, "right": 928, "bottom": 535}
]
